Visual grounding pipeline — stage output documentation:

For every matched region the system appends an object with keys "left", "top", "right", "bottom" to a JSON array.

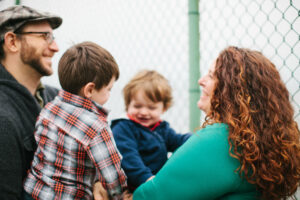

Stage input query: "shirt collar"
[
  {"left": 58, "top": 90, "right": 109, "bottom": 118},
  {"left": 35, "top": 83, "right": 45, "bottom": 107},
  {"left": 127, "top": 114, "right": 161, "bottom": 131}
]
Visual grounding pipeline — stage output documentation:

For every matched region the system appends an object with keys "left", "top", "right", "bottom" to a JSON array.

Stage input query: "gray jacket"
[{"left": 0, "top": 64, "right": 58, "bottom": 200}]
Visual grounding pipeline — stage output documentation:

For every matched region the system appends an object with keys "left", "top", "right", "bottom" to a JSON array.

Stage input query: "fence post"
[{"left": 188, "top": 0, "right": 200, "bottom": 131}]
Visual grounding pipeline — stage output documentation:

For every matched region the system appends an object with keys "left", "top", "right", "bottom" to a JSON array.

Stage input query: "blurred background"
[
  {"left": 0, "top": 0, "right": 299, "bottom": 133},
  {"left": 1, "top": 0, "right": 300, "bottom": 198}
]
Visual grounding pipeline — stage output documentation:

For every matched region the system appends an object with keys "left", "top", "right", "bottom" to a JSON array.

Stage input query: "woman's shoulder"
[
  {"left": 178, "top": 123, "right": 230, "bottom": 155},
  {"left": 195, "top": 123, "right": 229, "bottom": 138},
  {"left": 201, "top": 122, "right": 228, "bottom": 130}
]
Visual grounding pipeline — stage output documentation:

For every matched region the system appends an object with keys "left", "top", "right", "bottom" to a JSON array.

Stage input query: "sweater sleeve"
[
  {"left": 163, "top": 123, "right": 192, "bottom": 152},
  {"left": 0, "top": 116, "right": 23, "bottom": 200},
  {"left": 112, "top": 121, "right": 153, "bottom": 188},
  {"left": 133, "top": 124, "right": 243, "bottom": 200}
]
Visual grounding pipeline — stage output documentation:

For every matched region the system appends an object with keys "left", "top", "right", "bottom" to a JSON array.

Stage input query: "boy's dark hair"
[
  {"left": 58, "top": 41, "right": 119, "bottom": 94},
  {"left": 123, "top": 70, "right": 173, "bottom": 111}
]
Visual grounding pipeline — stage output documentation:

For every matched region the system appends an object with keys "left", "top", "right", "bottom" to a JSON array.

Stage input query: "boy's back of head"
[
  {"left": 123, "top": 69, "right": 173, "bottom": 111},
  {"left": 58, "top": 41, "right": 119, "bottom": 95}
]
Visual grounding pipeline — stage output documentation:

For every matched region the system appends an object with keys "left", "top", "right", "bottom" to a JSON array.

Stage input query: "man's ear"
[
  {"left": 81, "top": 82, "right": 95, "bottom": 98},
  {"left": 3, "top": 32, "right": 20, "bottom": 53}
]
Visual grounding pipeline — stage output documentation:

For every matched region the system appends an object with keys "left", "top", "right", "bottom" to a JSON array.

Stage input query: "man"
[
  {"left": 0, "top": 5, "right": 112, "bottom": 200},
  {"left": 0, "top": 5, "right": 62, "bottom": 199}
]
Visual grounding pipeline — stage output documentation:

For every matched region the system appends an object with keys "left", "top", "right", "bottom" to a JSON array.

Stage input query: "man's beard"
[{"left": 20, "top": 40, "right": 52, "bottom": 76}]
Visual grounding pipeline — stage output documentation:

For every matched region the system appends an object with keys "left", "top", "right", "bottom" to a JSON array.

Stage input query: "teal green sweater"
[{"left": 133, "top": 123, "right": 259, "bottom": 200}]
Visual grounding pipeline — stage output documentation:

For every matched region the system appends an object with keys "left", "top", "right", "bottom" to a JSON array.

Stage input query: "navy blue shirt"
[{"left": 111, "top": 119, "right": 191, "bottom": 190}]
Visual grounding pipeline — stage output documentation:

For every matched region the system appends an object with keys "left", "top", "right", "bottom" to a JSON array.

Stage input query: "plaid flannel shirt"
[{"left": 24, "top": 90, "right": 127, "bottom": 200}]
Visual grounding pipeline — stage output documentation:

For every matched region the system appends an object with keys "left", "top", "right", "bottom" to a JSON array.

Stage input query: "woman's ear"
[{"left": 81, "top": 82, "right": 95, "bottom": 98}]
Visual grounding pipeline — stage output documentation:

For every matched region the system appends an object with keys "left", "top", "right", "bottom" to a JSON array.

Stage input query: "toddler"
[{"left": 111, "top": 70, "right": 191, "bottom": 191}]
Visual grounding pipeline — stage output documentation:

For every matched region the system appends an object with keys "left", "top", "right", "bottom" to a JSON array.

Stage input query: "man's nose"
[{"left": 49, "top": 40, "right": 59, "bottom": 52}]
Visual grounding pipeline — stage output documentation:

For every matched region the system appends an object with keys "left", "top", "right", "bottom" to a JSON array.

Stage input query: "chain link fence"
[
  {"left": 98, "top": 0, "right": 191, "bottom": 133},
  {"left": 1, "top": 0, "right": 298, "bottom": 130},
  {"left": 199, "top": 0, "right": 300, "bottom": 126},
  {"left": 0, "top": 0, "right": 191, "bottom": 133}
]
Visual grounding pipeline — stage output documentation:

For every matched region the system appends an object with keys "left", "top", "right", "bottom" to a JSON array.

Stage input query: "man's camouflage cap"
[{"left": 0, "top": 5, "right": 62, "bottom": 41}]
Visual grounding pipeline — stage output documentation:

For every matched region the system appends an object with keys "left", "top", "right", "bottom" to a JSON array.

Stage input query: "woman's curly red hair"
[{"left": 204, "top": 46, "right": 300, "bottom": 200}]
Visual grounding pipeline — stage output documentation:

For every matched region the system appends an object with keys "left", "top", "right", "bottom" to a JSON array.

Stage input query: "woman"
[{"left": 133, "top": 46, "right": 300, "bottom": 200}]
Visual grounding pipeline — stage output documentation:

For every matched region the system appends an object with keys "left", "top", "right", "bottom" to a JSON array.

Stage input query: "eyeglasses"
[{"left": 15, "top": 31, "right": 55, "bottom": 44}]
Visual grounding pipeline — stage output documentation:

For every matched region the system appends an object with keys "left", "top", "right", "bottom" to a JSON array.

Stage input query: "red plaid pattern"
[{"left": 24, "top": 90, "right": 127, "bottom": 200}]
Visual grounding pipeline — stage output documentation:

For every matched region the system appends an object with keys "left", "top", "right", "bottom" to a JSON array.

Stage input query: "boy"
[
  {"left": 111, "top": 70, "right": 191, "bottom": 191},
  {"left": 24, "top": 42, "right": 127, "bottom": 200}
]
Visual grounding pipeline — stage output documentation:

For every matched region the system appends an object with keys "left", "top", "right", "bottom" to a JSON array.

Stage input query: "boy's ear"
[{"left": 81, "top": 82, "right": 95, "bottom": 98}]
